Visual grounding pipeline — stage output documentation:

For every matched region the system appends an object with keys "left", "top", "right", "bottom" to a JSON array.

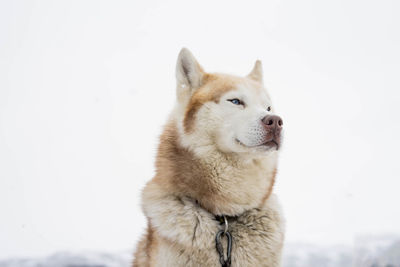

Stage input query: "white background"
[{"left": 1, "top": 0, "right": 399, "bottom": 260}]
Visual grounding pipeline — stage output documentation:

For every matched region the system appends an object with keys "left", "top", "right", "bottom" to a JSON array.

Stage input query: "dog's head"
[{"left": 174, "top": 48, "right": 283, "bottom": 157}]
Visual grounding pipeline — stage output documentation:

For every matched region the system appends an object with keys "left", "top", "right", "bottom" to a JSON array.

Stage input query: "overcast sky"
[{"left": 1, "top": 0, "right": 400, "bottom": 260}]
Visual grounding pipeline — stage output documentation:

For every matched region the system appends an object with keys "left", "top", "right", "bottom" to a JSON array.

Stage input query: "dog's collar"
[
  {"left": 215, "top": 214, "right": 238, "bottom": 225},
  {"left": 191, "top": 197, "right": 241, "bottom": 222},
  {"left": 191, "top": 199, "right": 237, "bottom": 267}
]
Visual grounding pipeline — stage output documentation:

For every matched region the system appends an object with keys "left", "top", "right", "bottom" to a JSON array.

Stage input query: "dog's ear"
[
  {"left": 176, "top": 48, "right": 204, "bottom": 95},
  {"left": 247, "top": 60, "right": 263, "bottom": 83}
]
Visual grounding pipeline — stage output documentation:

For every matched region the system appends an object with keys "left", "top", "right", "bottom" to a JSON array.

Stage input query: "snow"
[
  {"left": 1, "top": 237, "right": 399, "bottom": 267},
  {"left": 1, "top": 0, "right": 400, "bottom": 262},
  {"left": 0, "top": 251, "right": 132, "bottom": 267}
]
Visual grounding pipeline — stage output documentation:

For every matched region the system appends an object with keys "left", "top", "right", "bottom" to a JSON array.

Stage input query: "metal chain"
[{"left": 215, "top": 215, "right": 232, "bottom": 267}]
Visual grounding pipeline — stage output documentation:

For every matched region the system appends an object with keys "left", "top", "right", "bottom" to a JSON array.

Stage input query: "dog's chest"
[
  {"left": 156, "top": 206, "right": 284, "bottom": 267},
  {"left": 226, "top": 211, "right": 283, "bottom": 266}
]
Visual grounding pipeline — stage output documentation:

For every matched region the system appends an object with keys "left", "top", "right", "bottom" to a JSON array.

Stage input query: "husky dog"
[{"left": 133, "top": 48, "right": 285, "bottom": 267}]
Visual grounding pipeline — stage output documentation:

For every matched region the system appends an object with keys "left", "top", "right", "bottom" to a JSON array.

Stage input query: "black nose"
[{"left": 261, "top": 115, "right": 283, "bottom": 129}]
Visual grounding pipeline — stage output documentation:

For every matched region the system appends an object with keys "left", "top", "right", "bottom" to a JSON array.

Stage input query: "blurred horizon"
[
  {"left": 1, "top": 0, "right": 400, "bottom": 261},
  {"left": 1, "top": 234, "right": 400, "bottom": 266}
]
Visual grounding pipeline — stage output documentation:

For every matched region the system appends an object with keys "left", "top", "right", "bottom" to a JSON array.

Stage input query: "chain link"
[{"left": 215, "top": 216, "right": 232, "bottom": 267}]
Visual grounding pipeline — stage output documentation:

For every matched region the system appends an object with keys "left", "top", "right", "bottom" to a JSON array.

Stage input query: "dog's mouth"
[
  {"left": 235, "top": 138, "right": 280, "bottom": 150},
  {"left": 261, "top": 139, "right": 280, "bottom": 150}
]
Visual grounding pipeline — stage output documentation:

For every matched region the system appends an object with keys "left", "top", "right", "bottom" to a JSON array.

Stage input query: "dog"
[{"left": 133, "top": 48, "right": 285, "bottom": 267}]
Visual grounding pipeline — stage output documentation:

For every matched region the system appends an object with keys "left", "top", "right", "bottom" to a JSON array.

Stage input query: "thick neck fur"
[{"left": 154, "top": 119, "right": 278, "bottom": 216}]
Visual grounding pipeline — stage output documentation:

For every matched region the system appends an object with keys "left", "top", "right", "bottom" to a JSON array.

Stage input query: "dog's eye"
[
  {"left": 267, "top": 106, "right": 271, "bottom": 111},
  {"left": 228, "top": 99, "right": 243, "bottom": 105}
]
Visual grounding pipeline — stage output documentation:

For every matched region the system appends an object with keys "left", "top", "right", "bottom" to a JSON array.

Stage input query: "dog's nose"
[{"left": 262, "top": 115, "right": 283, "bottom": 130}]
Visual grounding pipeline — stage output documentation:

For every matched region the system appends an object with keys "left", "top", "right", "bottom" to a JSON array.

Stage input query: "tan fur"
[
  {"left": 184, "top": 73, "right": 253, "bottom": 133},
  {"left": 261, "top": 168, "right": 277, "bottom": 206},
  {"left": 133, "top": 49, "right": 285, "bottom": 266}
]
